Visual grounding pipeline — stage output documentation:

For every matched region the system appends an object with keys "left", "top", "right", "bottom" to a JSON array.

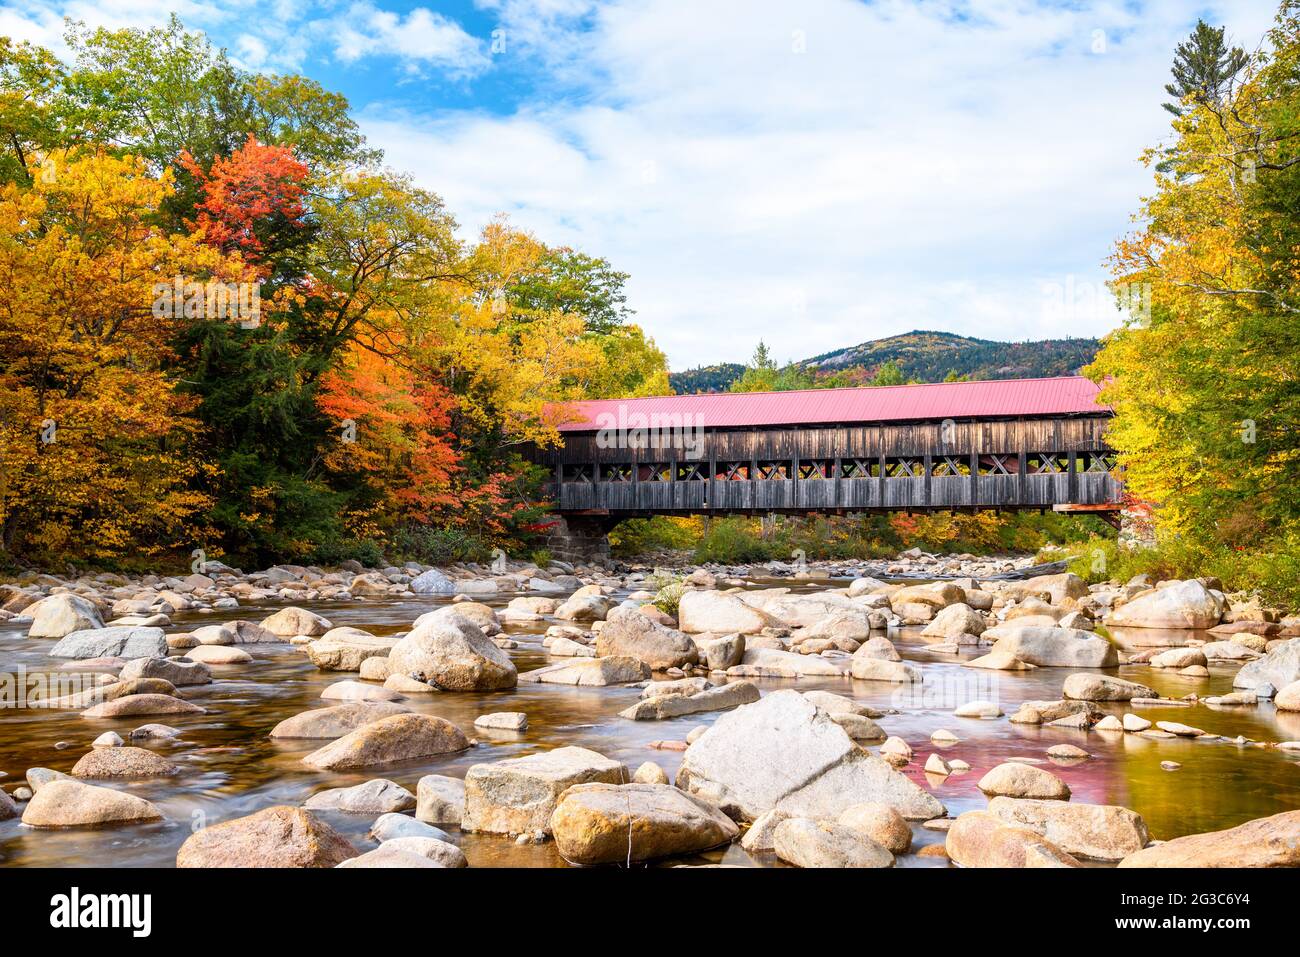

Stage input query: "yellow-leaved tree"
[{"left": 0, "top": 150, "right": 249, "bottom": 560}]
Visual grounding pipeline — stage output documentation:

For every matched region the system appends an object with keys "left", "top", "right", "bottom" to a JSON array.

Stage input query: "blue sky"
[{"left": 0, "top": 0, "right": 1283, "bottom": 367}]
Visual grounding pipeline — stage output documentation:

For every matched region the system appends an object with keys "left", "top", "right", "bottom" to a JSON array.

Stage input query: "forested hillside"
[{"left": 670, "top": 331, "right": 1099, "bottom": 393}]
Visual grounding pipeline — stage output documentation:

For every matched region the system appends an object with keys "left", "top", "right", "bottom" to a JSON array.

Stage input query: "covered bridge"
[{"left": 532, "top": 375, "right": 1121, "bottom": 557}]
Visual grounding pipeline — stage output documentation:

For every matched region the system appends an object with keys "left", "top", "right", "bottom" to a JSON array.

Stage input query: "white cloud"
[
  {"left": 327, "top": 3, "right": 489, "bottom": 75},
  {"left": 2, "top": 0, "right": 1282, "bottom": 368},
  {"left": 366, "top": 0, "right": 1282, "bottom": 366}
]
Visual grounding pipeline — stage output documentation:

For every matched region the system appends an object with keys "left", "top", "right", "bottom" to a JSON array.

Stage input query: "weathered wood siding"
[{"left": 532, "top": 414, "right": 1121, "bottom": 515}]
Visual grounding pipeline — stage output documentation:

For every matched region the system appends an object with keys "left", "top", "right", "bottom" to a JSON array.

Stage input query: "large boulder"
[
  {"left": 70, "top": 747, "right": 179, "bottom": 780},
  {"left": 1275, "top": 680, "right": 1300, "bottom": 712},
  {"left": 697, "top": 633, "right": 746, "bottom": 671},
  {"left": 837, "top": 802, "right": 913, "bottom": 854},
  {"left": 1106, "top": 579, "right": 1224, "bottom": 630},
  {"left": 260, "top": 606, "right": 331, "bottom": 638},
  {"left": 49, "top": 626, "right": 167, "bottom": 660},
  {"left": 741, "top": 592, "right": 865, "bottom": 629},
  {"left": 80, "top": 694, "right": 204, "bottom": 718},
  {"left": 415, "top": 603, "right": 500, "bottom": 636},
  {"left": 595, "top": 606, "right": 698, "bottom": 670},
  {"left": 1149, "top": 647, "right": 1207, "bottom": 669},
  {"left": 988, "top": 797, "right": 1148, "bottom": 861},
  {"left": 335, "top": 846, "right": 443, "bottom": 868},
  {"left": 302, "top": 779, "right": 416, "bottom": 814},
  {"left": 21, "top": 779, "right": 162, "bottom": 828},
  {"left": 921, "top": 603, "right": 985, "bottom": 639},
  {"left": 1062, "top": 673, "right": 1155, "bottom": 702},
  {"left": 27, "top": 594, "right": 104, "bottom": 638},
  {"left": 1118, "top": 810, "right": 1300, "bottom": 868},
  {"left": 553, "top": 593, "right": 613, "bottom": 622},
  {"left": 984, "top": 625, "right": 1117, "bottom": 668},
  {"left": 269, "top": 701, "right": 410, "bottom": 739},
  {"left": 416, "top": 775, "right": 466, "bottom": 825},
  {"left": 176, "top": 806, "right": 358, "bottom": 867},
  {"left": 302, "top": 714, "right": 469, "bottom": 770},
  {"left": 619, "top": 681, "right": 760, "bottom": 720},
  {"left": 978, "top": 763, "right": 1071, "bottom": 800},
  {"left": 0, "top": 788, "right": 16, "bottom": 821},
  {"left": 850, "top": 654, "right": 922, "bottom": 683},
  {"left": 772, "top": 818, "right": 893, "bottom": 868},
  {"left": 378, "top": 836, "right": 467, "bottom": 868},
  {"left": 550, "top": 782, "right": 739, "bottom": 864},
  {"left": 517, "top": 656, "right": 650, "bottom": 686},
  {"left": 184, "top": 644, "right": 252, "bottom": 665},
  {"left": 463, "top": 746, "right": 627, "bottom": 836},
  {"left": 675, "top": 690, "right": 943, "bottom": 822},
  {"left": 678, "top": 590, "right": 774, "bottom": 634},
  {"left": 119, "top": 656, "right": 211, "bottom": 687},
  {"left": 1004, "top": 573, "right": 1090, "bottom": 605},
  {"left": 1233, "top": 638, "right": 1300, "bottom": 691},
  {"left": 385, "top": 613, "right": 516, "bottom": 691},
  {"left": 304, "top": 630, "right": 397, "bottom": 672},
  {"left": 409, "top": 568, "right": 455, "bottom": 595},
  {"left": 889, "top": 582, "right": 966, "bottom": 616},
  {"left": 945, "top": 810, "right": 1079, "bottom": 867}
]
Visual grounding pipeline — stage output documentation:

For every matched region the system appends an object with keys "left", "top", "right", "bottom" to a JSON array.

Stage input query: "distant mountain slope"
[
  {"left": 670, "top": 330, "right": 1100, "bottom": 394},
  {"left": 668, "top": 362, "right": 746, "bottom": 394}
]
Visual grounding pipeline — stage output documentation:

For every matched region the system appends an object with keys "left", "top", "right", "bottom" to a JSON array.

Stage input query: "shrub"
[
  {"left": 1045, "top": 530, "right": 1300, "bottom": 610},
  {"left": 302, "top": 536, "right": 386, "bottom": 569},
  {"left": 389, "top": 525, "right": 492, "bottom": 565},
  {"left": 653, "top": 580, "right": 687, "bottom": 617}
]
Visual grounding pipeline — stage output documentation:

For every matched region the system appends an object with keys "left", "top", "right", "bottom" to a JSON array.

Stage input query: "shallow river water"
[{"left": 2, "top": 577, "right": 1298, "bottom": 868}]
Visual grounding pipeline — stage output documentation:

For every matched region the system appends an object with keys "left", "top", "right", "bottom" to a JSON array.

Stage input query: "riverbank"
[{"left": 2, "top": 551, "right": 1300, "bottom": 868}]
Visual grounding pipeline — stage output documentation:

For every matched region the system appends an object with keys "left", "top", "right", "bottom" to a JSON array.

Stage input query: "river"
[{"left": 2, "top": 576, "right": 1297, "bottom": 867}]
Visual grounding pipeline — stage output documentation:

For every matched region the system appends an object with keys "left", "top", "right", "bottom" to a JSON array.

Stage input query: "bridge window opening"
[
  {"left": 600, "top": 463, "right": 634, "bottom": 482},
  {"left": 638, "top": 463, "right": 672, "bottom": 482},
  {"left": 977, "top": 454, "right": 1017, "bottom": 475},
  {"left": 1082, "top": 452, "right": 1117, "bottom": 473},
  {"left": 718, "top": 462, "right": 749, "bottom": 480},
  {"left": 840, "top": 458, "right": 879, "bottom": 479},
  {"left": 798, "top": 460, "right": 832, "bottom": 480},
  {"left": 884, "top": 457, "right": 921, "bottom": 478},
  {"left": 561, "top": 464, "right": 595, "bottom": 483},
  {"left": 676, "top": 462, "right": 707, "bottom": 482},
  {"left": 755, "top": 461, "right": 789, "bottom": 480},
  {"left": 930, "top": 456, "right": 970, "bottom": 477},
  {"left": 1028, "top": 453, "right": 1070, "bottom": 474}
]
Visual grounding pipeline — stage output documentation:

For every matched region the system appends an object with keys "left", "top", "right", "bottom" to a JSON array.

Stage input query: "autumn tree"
[
  {"left": 1092, "top": 2, "right": 1300, "bottom": 578},
  {"left": 0, "top": 151, "right": 247, "bottom": 559}
]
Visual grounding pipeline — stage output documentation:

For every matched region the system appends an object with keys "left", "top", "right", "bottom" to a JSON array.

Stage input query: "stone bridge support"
[{"left": 542, "top": 514, "right": 616, "bottom": 564}]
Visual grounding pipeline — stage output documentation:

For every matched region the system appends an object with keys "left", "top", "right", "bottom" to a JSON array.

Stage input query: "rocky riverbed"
[{"left": 2, "top": 552, "right": 1300, "bottom": 868}]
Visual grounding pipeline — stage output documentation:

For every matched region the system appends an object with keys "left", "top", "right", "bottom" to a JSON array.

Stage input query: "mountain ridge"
[{"left": 669, "top": 330, "right": 1101, "bottom": 394}]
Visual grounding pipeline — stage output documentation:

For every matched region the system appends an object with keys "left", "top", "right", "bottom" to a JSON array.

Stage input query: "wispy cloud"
[
  {"left": 0, "top": 0, "right": 1282, "bottom": 366},
  {"left": 367, "top": 0, "right": 1280, "bottom": 365}
]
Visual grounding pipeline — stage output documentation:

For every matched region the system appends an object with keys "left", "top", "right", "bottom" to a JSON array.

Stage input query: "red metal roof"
[{"left": 556, "top": 376, "right": 1109, "bottom": 431}]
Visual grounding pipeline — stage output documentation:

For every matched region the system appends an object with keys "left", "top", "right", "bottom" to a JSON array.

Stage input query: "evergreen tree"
[{"left": 1162, "top": 19, "right": 1249, "bottom": 116}]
